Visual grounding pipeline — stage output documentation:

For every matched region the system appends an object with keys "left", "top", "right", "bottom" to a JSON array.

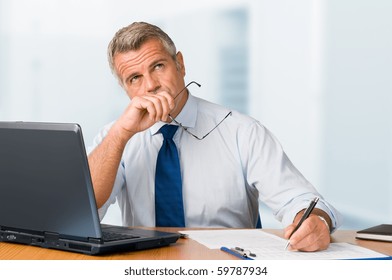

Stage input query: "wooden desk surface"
[{"left": 1, "top": 228, "right": 391, "bottom": 260}]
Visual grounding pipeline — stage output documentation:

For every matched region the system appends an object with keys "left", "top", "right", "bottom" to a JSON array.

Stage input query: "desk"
[{"left": 1, "top": 229, "right": 391, "bottom": 260}]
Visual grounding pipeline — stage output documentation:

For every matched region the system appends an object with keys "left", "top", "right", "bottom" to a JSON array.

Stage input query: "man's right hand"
[
  {"left": 88, "top": 90, "right": 175, "bottom": 208},
  {"left": 114, "top": 91, "right": 175, "bottom": 142}
]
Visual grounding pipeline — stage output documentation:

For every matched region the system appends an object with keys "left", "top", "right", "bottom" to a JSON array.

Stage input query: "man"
[{"left": 88, "top": 22, "right": 342, "bottom": 252}]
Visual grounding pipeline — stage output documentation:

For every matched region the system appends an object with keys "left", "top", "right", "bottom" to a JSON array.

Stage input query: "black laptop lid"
[{"left": 0, "top": 122, "right": 101, "bottom": 240}]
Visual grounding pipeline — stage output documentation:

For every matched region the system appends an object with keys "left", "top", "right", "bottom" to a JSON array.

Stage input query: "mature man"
[{"left": 88, "top": 22, "right": 342, "bottom": 252}]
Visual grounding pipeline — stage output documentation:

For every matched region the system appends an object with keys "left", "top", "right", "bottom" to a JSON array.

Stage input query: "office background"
[{"left": 1, "top": 0, "right": 391, "bottom": 229}]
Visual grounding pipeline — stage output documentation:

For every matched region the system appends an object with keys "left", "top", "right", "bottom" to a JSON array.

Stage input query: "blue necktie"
[
  {"left": 155, "top": 125, "right": 185, "bottom": 227},
  {"left": 256, "top": 215, "right": 262, "bottom": 228}
]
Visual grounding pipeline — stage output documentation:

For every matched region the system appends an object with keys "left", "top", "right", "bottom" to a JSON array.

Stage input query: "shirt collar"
[{"left": 150, "top": 93, "right": 198, "bottom": 135}]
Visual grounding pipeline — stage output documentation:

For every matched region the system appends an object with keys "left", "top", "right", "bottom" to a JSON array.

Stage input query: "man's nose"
[{"left": 145, "top": 75, "right": 161, "bottom": 94}]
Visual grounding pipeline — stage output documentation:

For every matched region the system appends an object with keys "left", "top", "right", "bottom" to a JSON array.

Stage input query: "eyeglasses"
[{"left": 168, "top": 81, "right": 232, "bottom": 140}]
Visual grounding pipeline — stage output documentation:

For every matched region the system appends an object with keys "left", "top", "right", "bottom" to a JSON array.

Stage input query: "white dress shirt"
[{"left": 89, "top": 94, "right": 342, "bottom": 230}]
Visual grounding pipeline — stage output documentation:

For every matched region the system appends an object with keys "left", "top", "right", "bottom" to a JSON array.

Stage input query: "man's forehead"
[
  {"left": 115, "top": 39, "right": 170, "bottom": 64},
  {"left": 116, "top": 38, "right": 167, "bottom": 57}
]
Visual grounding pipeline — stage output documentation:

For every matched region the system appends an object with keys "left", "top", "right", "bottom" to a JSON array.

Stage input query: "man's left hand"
[{"left": 284, "top": 213, "right": 331, "bottom": 252}]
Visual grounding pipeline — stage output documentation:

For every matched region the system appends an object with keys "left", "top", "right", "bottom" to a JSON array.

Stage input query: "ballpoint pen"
[
  {"left": 284, "top": 197, "right": 319, "bottom": 250},
  {"left": 220, "top": 246, "right": 256, "bottom": 260}
]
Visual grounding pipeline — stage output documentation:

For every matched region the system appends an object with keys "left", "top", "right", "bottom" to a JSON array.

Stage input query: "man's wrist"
[
  {"left": 318, "top": 215, "right": 331, "bottom": 233},
  {"left": 308, "top": 208, "right": 333, "bottom": 232},
  {"left": 110, "top": 122, "right": 135, "bottom": 148}
]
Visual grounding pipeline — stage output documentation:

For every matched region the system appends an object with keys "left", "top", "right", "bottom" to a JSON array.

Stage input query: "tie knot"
[{"left": 159, "top": 125, "right": 178, "bottom": 140}]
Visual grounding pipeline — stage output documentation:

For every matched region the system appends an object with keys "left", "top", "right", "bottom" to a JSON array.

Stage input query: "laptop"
[{"left": 0, "top": 121, "right": 180, "bottom": 255}]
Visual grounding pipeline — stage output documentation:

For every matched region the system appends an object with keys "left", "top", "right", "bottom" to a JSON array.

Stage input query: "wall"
[{"left": 1, "top": 0, "right": 391, "bottom": 229}]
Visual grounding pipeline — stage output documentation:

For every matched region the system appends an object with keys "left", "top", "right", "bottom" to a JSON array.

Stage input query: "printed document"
[{"left": 180, "top": 229, "right": 388, "bottom": 260}]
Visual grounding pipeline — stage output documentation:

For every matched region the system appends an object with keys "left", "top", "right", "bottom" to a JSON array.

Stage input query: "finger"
[
  {"left": 294, "top": 241, "right": 320, "bottom": 252},
  {"left": 142, "top": 95, "right": 164, "bottom": 121},
  {"left": 153, "top": 91, "right": 175, "bottom": 119},
  {"left": 288, "top": 216, "right": 330, "bottom": 251},
  {"left": 155, "top": 91, "right": 175, "bottom": 117},
  {"left": 135, "top": 92, "right": 173, "bottom": 121},
  {"left": 292, "top": 232, "right": 329, "bottom": 252},
  {"left": 131, "top": 96, "right": 156, "bottom": 120},
  {"left": 286, "top": 218, "right": 313, "bottom": 248},
  {"left": 283, "top": 224, "right": 296, "bottom": 239}
]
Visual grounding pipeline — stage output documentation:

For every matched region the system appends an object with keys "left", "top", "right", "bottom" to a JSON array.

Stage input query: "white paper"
[{"left": 180, "top": 229, "right": 389, "bottom": 260}]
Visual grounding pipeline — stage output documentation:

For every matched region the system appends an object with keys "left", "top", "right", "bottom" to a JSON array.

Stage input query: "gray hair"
[{"left": 107, "top": 22, "right": 177, "bottom": 82}]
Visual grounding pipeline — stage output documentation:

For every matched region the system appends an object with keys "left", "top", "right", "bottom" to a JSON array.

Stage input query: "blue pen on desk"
[
  {"left": 284, "top": 197, "right": 319, "bottom": 250},
  {"left": 220, "top": 246, "right": 256, "bottom": 260}
]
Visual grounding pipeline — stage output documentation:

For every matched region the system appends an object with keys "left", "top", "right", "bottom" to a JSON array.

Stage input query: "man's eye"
[
  {"left": 130, "top": 76, "right": 140, "bottom": 84},
  {"left": 154, "top": 63, "right": 164, "bottom": 70}
]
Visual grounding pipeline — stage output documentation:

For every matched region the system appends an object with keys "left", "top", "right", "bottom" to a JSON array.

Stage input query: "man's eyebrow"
[
  {"left": 124, "top": 71, "right": 140, "bottom": 83},
  {"left": 149, "top": 58, "right": 169, "bottom": 68},
  {"left": 122, "top": 57, "right": 170, "bottom": 84}
]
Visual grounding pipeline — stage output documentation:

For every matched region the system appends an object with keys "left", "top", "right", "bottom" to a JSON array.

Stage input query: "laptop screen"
[{"left": 0, "top": 122, "right": 101, "bottom": 240}]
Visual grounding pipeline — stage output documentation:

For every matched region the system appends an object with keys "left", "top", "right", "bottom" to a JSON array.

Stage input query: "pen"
[
  {"left": 284, "top": 196, "right": 319, "bottom": 250},
  {"left": 220, "top": 247, "right": 256, "bottom": 260}
]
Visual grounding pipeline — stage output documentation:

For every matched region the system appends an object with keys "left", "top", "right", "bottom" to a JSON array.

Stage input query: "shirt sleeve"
[
  {"left": 87, "top": 122, "right": 125, "bottom": 221},
  {"left": 240, "top": 121, "right": 343, "bottom": 231}
]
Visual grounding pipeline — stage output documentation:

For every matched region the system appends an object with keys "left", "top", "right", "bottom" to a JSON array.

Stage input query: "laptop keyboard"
[{"left": 101, "top": 231, "right": 140, "bottom": 242}]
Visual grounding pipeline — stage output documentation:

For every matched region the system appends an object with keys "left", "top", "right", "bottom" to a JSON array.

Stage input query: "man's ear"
[{"left": 176, "top": 51, "right": 186, "bottom": 76}]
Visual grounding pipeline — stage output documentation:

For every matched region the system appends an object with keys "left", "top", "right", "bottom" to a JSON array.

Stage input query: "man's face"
[{"left": 113, "top": 39, "right": 186, "bottom": 114}]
